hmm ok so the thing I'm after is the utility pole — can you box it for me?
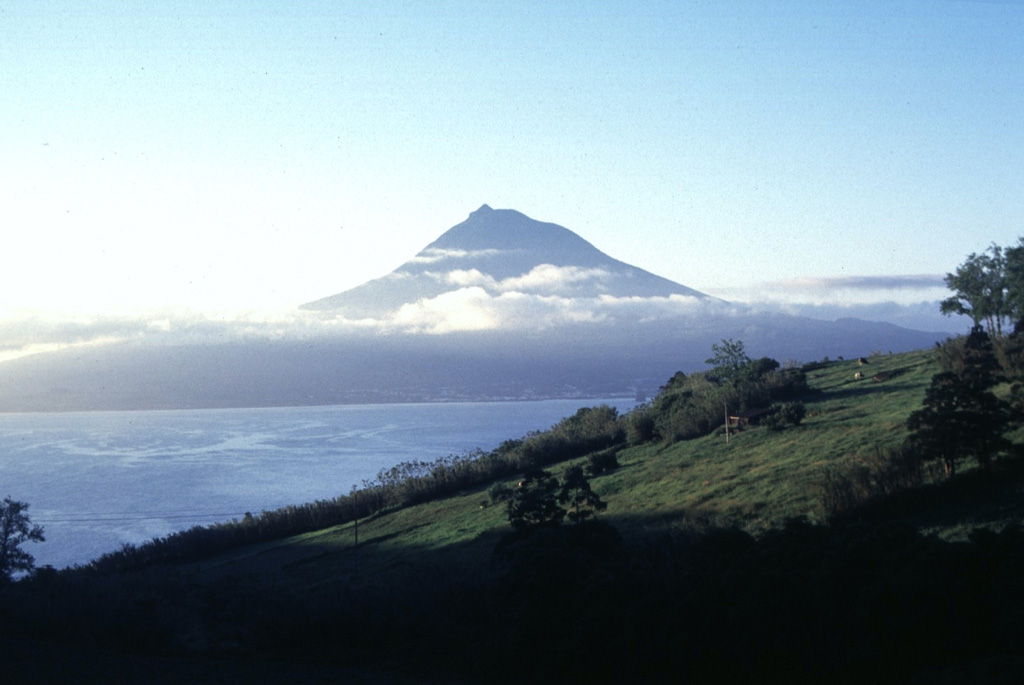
[724,401,730,444]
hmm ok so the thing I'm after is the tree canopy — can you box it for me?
[506,470,566,530]
[557,465,607,524]
[0,496,45,584]
[705,338,751,384]
[705,338,780,386]
[940,239,1024,338]
[908,327,1011,477]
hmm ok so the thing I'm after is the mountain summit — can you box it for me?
[301,205,709,316]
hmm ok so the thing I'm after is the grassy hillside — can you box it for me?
[195,350,940,588]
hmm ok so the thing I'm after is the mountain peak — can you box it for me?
[301,206,710,314]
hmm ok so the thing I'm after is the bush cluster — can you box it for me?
[649,364,808,444]
[763,400,807,432]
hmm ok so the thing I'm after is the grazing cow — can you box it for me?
[858,357,869,365]
[854,372,864,380]
[873,373,890,382]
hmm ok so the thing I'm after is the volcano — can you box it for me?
[301,204,710,317]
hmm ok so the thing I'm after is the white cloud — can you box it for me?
[423,264,614,294]
[424,268,498,289]
[500,264,612,293]
[712,273,949,307]
[391,287,500,333]
[0,276,964,364]
[407,247,506,265]
[378,288,725,334]
[596,293,710,314]
[0,307,381,362]
[771,274,946,292]
[387,288,609,334]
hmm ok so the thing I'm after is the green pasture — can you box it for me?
[195,350,951,590]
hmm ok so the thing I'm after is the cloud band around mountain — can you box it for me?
[769,274,946,293]
[0,270,964,363]
[424,264,615,294]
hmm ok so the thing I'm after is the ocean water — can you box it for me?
[0,398,635,570]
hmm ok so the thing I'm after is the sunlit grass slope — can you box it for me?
[195,350,941,588]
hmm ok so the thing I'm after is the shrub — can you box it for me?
[488,482,514,504]
[816,444,926,523]
[586,449,620,477]
[763,401,806,432]
[624,405,657,445]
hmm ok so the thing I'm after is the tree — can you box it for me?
[941,243,1011,338]
[0,496,45,584]
[908,372,976,478]
[507,470,566,530]
[706,339,780,386]
[1003,237,1024,328]
[957,324,1007,389]
[705,338,751,384]
[908,327,1011,477]
[557,465,607,524]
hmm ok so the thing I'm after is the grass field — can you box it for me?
[194,349,954,590]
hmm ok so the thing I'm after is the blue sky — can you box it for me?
[2,1,1022,346]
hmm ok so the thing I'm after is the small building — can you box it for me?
[728,407,771,428]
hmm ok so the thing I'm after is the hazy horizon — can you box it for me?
[0,203,967,364]
[3,2,1014,358]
